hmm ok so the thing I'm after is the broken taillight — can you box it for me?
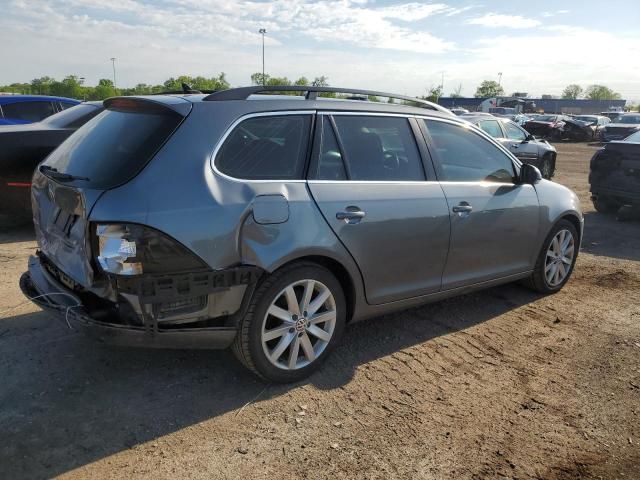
[93,223,206,276]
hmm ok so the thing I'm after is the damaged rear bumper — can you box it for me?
[20,254,262,349]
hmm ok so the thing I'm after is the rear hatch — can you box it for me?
[32,96,191,288]
[604,125,638,140]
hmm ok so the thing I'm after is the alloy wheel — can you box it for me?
[261,279,337,370]
[545,229,575,287]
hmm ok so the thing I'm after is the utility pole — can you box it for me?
[110,57,117,92]
[259,29,267,86]
[79,77,86,101]
[498,72,503,86]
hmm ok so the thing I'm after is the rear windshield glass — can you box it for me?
[42,108,182,189]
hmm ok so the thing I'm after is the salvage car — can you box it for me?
[466,115,557,178]
[0,102,103,223]
[601,113,640,142]
[572,115,611,140]
[589,129,640,213]
[0,95,80,125]
[561,115,610,142]
[20,86,582,382]
[523,114,569,139]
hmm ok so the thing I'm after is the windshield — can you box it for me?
[574,116,597,123]
[624,130,640,142]
[535,115,556,122]
[42,108,183,189]
[618,115,640,124]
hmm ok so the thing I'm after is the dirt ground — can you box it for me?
[1,142,639,480]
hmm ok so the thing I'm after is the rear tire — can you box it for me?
[524,219,578,294]
[232,262,346,383]
[592,196,620,214]
[540,157,553,179]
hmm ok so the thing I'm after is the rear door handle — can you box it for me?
[336,206,366,224]
[452,202,473,215]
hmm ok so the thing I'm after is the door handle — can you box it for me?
[511,143,520,148]
[336,206,366,224]
[452,202,473,215]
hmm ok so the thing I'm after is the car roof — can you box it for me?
[0,94,81,105]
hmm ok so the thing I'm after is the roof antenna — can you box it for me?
[182,83,202,94]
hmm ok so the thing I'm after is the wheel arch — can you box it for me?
[559,212,582,243]
[269,255,358,323]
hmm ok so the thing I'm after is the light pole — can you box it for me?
[497,72,503,86]
[110,57,117,92]
[259,29,266,86]
[79,77,86,101]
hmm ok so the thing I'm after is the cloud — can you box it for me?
[541,9,570,18]
[466,13,542,28]
[1,1,639,101]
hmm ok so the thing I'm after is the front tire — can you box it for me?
[232,262,346,383]
[540,157,553,179]
[524,219,578,294]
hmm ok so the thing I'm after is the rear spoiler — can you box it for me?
[103,96,192,117]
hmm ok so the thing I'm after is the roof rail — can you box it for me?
[202,86,451,113]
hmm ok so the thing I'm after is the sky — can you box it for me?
[1,0,639,100]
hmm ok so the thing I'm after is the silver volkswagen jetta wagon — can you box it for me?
[21,86,582,382]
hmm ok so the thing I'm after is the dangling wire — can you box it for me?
[1,292,82,330]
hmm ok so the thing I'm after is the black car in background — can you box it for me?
[601,113,640,142]
[589,130,640,213]
[0,102,103,223]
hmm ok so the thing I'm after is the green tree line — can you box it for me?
[0,73,333,100]
[0,74,231,100]
[1,74,626,103]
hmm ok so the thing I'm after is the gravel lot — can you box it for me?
[1,142,639,479]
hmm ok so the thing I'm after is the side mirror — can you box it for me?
[525,134,535,141]
[519,163,542,185]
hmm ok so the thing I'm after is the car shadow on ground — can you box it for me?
[1,283,542,479]
[581,209,640,261]
[0,222,35,245]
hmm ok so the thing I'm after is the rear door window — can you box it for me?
[331,115,425,181]
[504,122,527,141]
[2,101,56,122]
[216,115,312,180]
[42,106,183,189]
[423,119,515,183]
[59,101,77,111]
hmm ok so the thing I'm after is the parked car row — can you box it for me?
[8,86,583,382]
[452,105,640,144]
